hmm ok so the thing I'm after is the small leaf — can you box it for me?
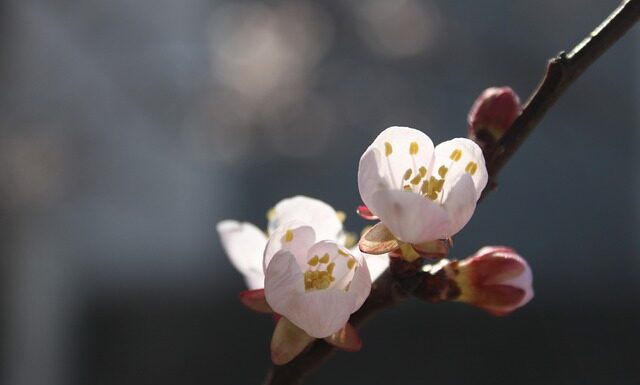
[239,289,273,313]
[356,205,378,220]
[359,222,399,255]
[412,239,450,259]
[324,323,362,352]
[271,317,315,365]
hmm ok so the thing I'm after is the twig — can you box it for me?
[482,0,639,197]
[262,1,639,383]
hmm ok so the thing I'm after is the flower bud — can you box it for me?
[468,87,522,143]
[447,246,533,316]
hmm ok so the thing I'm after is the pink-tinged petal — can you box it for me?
[433,138,488,200]
[217,220,268,290]
[264,250,305,312]
[270,317,315,365]
[358,222,400,255]
[470,285,526,316]
[368,126,435,188]
[347,252,372,311]
[357,205,378,220]
[451,246,534,315]
[239,289,273,314]
[290,289,356,338]
[263,222,316,272]
[324,323,362,352]
[358,127,435,215]
[358,147,390,213]
[268,196,344,243]
[441,173,478,238]
[370,189,450,244]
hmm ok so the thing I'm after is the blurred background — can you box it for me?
[1,0,638,384]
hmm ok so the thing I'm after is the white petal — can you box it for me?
[264,250,306,317]
[346,251,372,311]
[370,189,450,244]
[432,138,488,199]
[216,220,268,290]
[359,251,389,281]
[358,127,435,213]
[265,250,354,338]
[263,221,316,272]
[442,172,478,237]
[358,147,390,215]
[268,196,344,243]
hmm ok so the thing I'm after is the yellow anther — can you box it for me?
[450,149,462,161]
[347,258,356,269]
[465,161,478,175]
[438,165,448,178]
[421,180,430,194]
[308,255,319,266]
[427,191,438,200]
[285,229,294,242]
[338,249,349,256]
[336,211,346,223]
[385,142,393,156]
[409,141,419,155]
[410,174,423,185]
[319,253,330,264]
[327,262,336,275]
[403,168,412,180]
[304,269,334,291]
[435,179,445,192]
[403,184,412,191]
[419,166,427,177]
[266,207,275,221]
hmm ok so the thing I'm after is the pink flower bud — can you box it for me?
[446,246,533,316]
[468,87,522,141]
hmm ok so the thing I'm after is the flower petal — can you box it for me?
[347,251,372,311]
[268,196,344,243]
[239,289,273,313]
[264,250,305,312]
[265,245,368,338]
[289,289,356,338]
[370,189,450,244]
[217,220,268,290]
[270,317,315,365]
[358,127,435,214]
[441,172,478,237]
[432,138,487,200]
[263,222,316,272]
[324,323,362,352]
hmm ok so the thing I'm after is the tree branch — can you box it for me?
[482,0,639,197]
[263,1,639,383]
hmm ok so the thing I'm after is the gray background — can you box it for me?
[1,0,638,384]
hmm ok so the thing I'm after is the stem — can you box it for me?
[262,1,639,383]
[482,0,639,198]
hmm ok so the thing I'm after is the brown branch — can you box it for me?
[262,1,639,384]
[482,0,640,198]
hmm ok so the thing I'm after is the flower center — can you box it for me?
[399,147,478,202]
[304,249,356,292]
